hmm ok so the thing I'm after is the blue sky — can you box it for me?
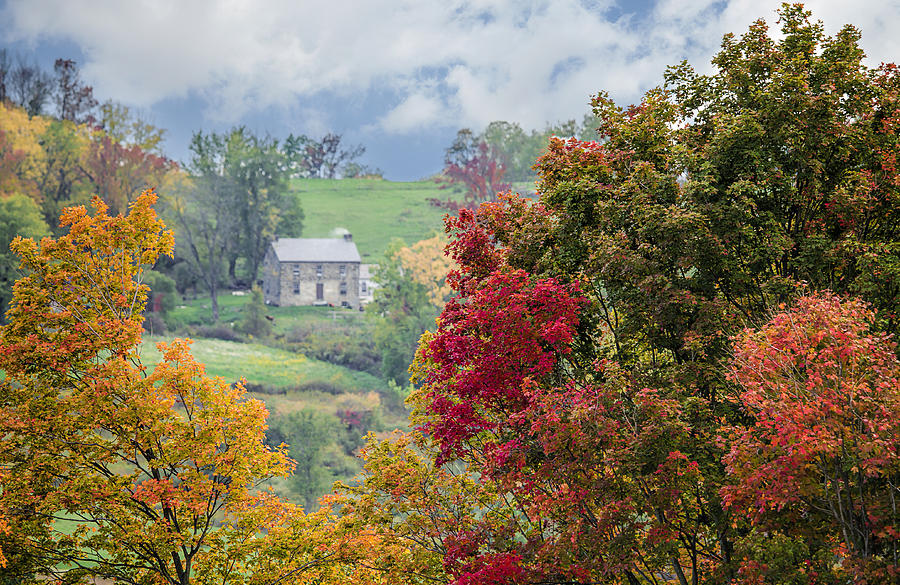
[2,0,898,180]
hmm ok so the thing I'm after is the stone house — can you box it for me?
[262,234,361,308]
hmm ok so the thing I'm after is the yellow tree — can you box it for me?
[0,191,328,585]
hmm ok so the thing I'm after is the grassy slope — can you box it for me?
[141,335,386,395]
[290,178,450,262]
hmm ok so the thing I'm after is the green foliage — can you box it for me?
[272,409,339,511]
[0,193,49,320]
[369,239,439,385]
[239,286,273,339]
[141,268,176,315]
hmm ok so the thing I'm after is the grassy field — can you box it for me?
[140,334,386,395]
[290,178,450,262]
[166,290,369,330]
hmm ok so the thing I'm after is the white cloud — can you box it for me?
[2,0,897,135]
[378,91,446,133]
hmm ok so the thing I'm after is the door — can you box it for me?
[316,283,324,301]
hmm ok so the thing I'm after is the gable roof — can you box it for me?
[271,238,361,263]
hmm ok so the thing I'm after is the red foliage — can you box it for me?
[432,141,510,211]
[723,293,900,577]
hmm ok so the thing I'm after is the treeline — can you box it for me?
[431,115,598,210]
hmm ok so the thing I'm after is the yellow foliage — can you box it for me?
[394,234,455,308]
[0,103,49,197]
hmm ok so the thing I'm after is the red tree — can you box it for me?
[723,293,900,581]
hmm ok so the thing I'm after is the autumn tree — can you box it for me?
[347,4,900,584]
[82,132,175,215]
[723,293,900,581]
[0,191,334,585]
[432,130,509,211]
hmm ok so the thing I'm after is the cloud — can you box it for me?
[378,91,447,133]
[2,0,897,135]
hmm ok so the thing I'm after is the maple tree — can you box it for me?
[0,191,330,584]
[344,5,900,584]
[723,293,900,581]
[432,131,510,211]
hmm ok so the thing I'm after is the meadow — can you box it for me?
[290,178,450,262]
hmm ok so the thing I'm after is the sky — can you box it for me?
[2,0,899,180]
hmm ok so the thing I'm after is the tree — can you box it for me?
[0,193,49,320]
[53,58,97,124]
[8,56,51,117]
[369,238,450,385]
[164,171,237,321]
[98,100,167,154]
[82,132,175,215]
[433,131,509,211]
[0,191,333,585]
[283,132,366,179]
[347,5,900,584]
[723,293,900,581]
[187,127,301,287]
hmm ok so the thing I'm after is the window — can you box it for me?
[316,264,323,278]
[361,281,367,294]
[339,264,346,278]
[293,281,300,294]
[340,282,347,295]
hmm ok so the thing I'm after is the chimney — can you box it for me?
[343,233,352,242]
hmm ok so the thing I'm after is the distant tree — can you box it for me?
[98,100,167,154]
[81,133,175,215]
[283,132,366,179]
[52,58,97,124]
[0,49,10,104]
[433,132,509,211]
[163,171,236,321]
[239,286,272,338]
[188,127,300,287]
[0,194,49,320]
[369,239,445,385]
[8,56,51,116]
[37,119,93,229]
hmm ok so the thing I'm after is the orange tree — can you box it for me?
[0,191,334,585]
[341,5,900,584]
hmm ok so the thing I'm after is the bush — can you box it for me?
[192,323,244,343]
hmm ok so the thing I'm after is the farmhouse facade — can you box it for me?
[262,235,361,308]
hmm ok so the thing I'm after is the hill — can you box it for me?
[289,178,450,262]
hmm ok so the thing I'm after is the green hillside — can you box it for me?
[290,178,449,262]
[140,334,387,395]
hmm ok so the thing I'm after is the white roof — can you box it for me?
[360,264,378,279]
[272,238,361,263]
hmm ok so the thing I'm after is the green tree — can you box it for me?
[164,171,237,321]
[0,194,49,320]
[369,239,441,385]
[239,286,272,338]
[189,127,302,286]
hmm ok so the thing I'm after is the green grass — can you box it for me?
[166,292,369,332]
[140,335,387,395]
[290,178,449,262]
